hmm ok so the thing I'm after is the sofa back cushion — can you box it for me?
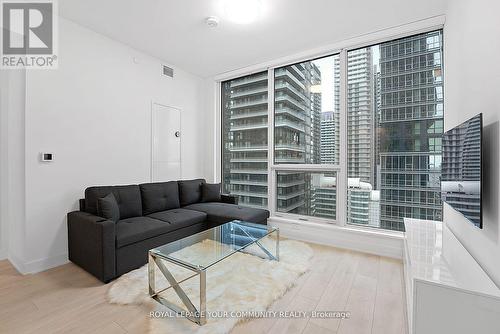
[178,179,205,206]
[97,193,120,222]
[85,185,142,219]
[139,181,180,215]
[201,183,221,202]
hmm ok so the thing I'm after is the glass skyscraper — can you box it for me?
[378,31,444,230]
[345,30,444,231]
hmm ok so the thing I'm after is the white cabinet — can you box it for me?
[403,218,500,334]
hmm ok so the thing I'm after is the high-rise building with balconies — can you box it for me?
[313,174,337,219]
[222,63,322,214]
[320,111,336,164]
[275,63,322,215]
[316,110,339,220]
[344,47,378,227]
[347,178,380,227]
[347,48,376,185]
[222,71,269,209]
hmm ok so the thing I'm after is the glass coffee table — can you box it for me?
[148,220,279,325]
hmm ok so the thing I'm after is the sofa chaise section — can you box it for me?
[183,202,269,225]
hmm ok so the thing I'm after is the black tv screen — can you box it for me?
[441,113,482,228]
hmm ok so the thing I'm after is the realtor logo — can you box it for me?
[1,0,58,68]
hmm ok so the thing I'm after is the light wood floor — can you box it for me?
[0,243,407,334]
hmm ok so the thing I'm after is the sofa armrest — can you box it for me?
[67,211,116,283]
[221,194,239,205]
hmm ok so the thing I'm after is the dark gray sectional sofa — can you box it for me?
[67,179,269,283]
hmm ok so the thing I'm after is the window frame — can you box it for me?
[269,55,343,224]
[218,19,444,234]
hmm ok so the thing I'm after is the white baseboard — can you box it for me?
[23,253,69,274]
[7,251,26,274]
[7,252,68,274]
[269,217,404,259]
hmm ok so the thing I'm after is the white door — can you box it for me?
[151,103,181,182]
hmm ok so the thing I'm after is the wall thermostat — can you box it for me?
[41,153,54,162]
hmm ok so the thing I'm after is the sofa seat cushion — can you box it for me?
[183,203,269,224]
[147,209,207,229]
[116,217,173,248]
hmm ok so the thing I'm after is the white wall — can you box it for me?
[0,71,8,260]
[444,0,500,287]
[201,78,219,183]
[8,18,207,273]
[0,69,27,267]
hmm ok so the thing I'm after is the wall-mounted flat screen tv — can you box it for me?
[441,113,482,228]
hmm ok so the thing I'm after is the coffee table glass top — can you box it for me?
[150,220,277,270]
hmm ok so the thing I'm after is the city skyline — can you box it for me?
[221,30,444,231]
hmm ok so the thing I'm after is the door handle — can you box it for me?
[175,131,181,137]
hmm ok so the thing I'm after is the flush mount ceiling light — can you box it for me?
[206,16,220,28]
[224,0,263,24]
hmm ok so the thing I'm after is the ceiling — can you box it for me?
[59,0,448,77]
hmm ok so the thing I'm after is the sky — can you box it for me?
[311,56,335,112]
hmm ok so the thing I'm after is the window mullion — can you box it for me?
[338,49,348,227]
[267,68,275,215]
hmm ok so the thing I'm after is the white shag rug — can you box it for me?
[108,238,313,334]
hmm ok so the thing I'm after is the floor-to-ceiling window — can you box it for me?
[346,30,444,231]
[220,29,444,232]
